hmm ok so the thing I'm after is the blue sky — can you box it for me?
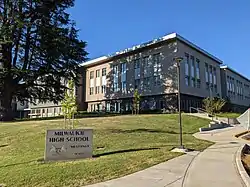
[68,0,250,78]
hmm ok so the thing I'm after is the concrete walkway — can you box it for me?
[86,126,248,187]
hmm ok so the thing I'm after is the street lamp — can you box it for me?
[173,57,184,150]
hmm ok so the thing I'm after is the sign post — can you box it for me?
[45,129,93,161]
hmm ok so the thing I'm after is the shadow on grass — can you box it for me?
[0,158,44,169]
[108,128,193,134]
[93,147,160,158]
[0,144,8,148]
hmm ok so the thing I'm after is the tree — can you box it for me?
[213,97,226,115]
[132,89,141,115]
[203,97,214,115]
[203,97,226,117]
[0,1,87,121]
[61,79,77,129]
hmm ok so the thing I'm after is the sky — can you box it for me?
[68,0,250,78]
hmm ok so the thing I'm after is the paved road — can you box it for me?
[85,126,248,187]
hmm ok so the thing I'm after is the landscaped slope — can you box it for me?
[0,114,212,187]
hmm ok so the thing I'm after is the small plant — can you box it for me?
[132,89,141,115]
[61,79,77,129]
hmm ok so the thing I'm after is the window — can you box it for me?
[190,56,195,78]
[206,82,209,90]
[102,68,106,76]
[90,71,94,79]
[154,75,160,86]
[185,77,189,86]
[185,53,189,76]
[191,78,195,87]
[232,78,235,93]
[197,79,201,88]
[196,59,200,80]
[153,53,161,85]
[134,59,140,69]
[113,83,118,92]
[106,103,110,112]
[135,79,140,89]
[113,65,119,92]
[153,53,161,75]
[143,77,150,89]
[96,70,100,78]
[90,87,94,95]
[121,63,126,73]
[214,85,217,93]
[143,56,151,76]
[205,63,209,83]
[209,65,213,84]
[184,53,189,86]
[121,63,126,92]
[95,86,100,94]
[122,82,126,92]
[101,85,106,94]
[134,59,140,80]
[113,65,118,74]
[213,67,217,86]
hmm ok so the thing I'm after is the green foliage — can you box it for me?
[61,79,77,128]
[0,0,87,121]
[133,89,141,115]
[203,97,226,116]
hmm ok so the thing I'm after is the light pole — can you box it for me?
[174,57,184,149]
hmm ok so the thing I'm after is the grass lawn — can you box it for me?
[0,114,213,187]
[216,112,241,118]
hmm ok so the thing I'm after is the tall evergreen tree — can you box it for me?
[0,0,87,121]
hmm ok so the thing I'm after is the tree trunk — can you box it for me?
[0,93,14,121]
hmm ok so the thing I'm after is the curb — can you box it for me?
[236,144,250,187]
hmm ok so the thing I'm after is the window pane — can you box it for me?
[90,71,94,79]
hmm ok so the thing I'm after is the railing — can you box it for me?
[189,107,207,114]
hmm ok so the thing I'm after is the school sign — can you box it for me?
[45,129,93,161]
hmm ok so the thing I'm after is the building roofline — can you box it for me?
[220,65,250,82]
[80,32,223,67]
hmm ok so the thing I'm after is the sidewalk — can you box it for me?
[85,126,248,187]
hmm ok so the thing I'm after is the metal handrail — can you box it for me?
[189,107,207,114]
